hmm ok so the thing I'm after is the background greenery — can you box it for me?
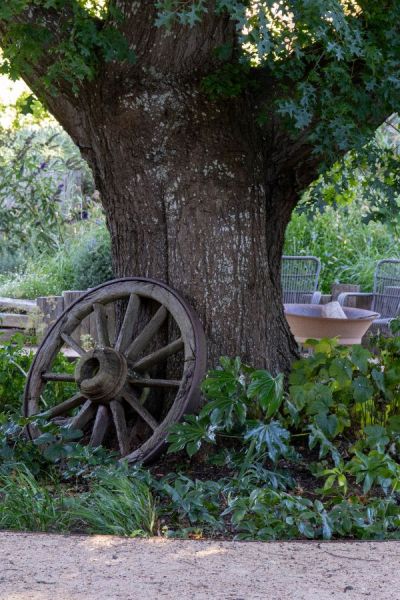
[0,90,113,298]
[2,84,400,299]
[284,119,400,293]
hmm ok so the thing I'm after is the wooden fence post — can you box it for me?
[36,296,64,342]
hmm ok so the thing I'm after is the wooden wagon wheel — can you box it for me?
[24,278,207,464]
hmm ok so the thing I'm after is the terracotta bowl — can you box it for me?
[284,304,380,345]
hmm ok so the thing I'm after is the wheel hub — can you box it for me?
[74,347,127,404]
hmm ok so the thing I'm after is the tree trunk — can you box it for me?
[67,81,312,375]
[0,6,321,374]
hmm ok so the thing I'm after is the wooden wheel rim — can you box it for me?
[23,278,207,464]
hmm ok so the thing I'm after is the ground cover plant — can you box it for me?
[0,329,399,540]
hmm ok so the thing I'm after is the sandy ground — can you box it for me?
[0,533,399,600]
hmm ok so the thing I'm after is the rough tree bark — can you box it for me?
[0,4,320,374]
[55,79,319,374]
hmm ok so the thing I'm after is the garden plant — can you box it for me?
[0,329,399,540]
[1,1,400,544]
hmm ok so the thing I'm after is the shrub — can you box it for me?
[0,220,112,299]
[0,251,75,299]
[0,335,33,415]
[0,124,92,256]
[70,225,113,290]
[284,203,399,293]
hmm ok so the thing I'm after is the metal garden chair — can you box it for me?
[281,256,322,304]
[338,259,400,335]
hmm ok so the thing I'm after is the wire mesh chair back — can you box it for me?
[372,259,400,318]
[281,256,321,304]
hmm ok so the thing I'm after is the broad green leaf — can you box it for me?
[352,376,373,403]
[248,371,284,419]
[350,346,371,375]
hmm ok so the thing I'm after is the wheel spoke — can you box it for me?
[69,400,96,431]
[114,293,141,353]
[41,393,84,419]
[89,405,110,447]
[122,388,158,431]
[126,305,168,361]
[61,333,85,356]
[133,337,184,371]
[127,377,181,388]
[93,302,111,348]
[110,400,130,456]
[42,372,75,383]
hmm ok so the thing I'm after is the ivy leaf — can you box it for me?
[371,368,387,396]
[200,395,247,429]
[387,415,400,435]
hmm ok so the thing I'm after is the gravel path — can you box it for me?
[0,533,399,599]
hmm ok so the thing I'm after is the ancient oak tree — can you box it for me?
[1,1,399,372]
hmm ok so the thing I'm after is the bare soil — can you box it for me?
[0,532,399,600]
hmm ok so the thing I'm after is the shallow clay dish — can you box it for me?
[284,304,380,345]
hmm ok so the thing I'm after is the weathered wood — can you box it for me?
[127,377,181,388]
[63,291,87,345]
[43,393,84,418]
[105,302,116,346]
[36,295,64,340]
[89,405,110,447]
[133,337,184,371]
[0,313,33,329]
[69,400,96,431]
[93,302,110,347]
[42,372,75,383]
[110,400,130,456]
[122,388,158,431]
[61,332,85,356]
[126,305,168,361]
[115,293,140,352]
[319,294,332,306]
[331,284,360,307]
[0,297,37,312]
[24,278,207,465]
